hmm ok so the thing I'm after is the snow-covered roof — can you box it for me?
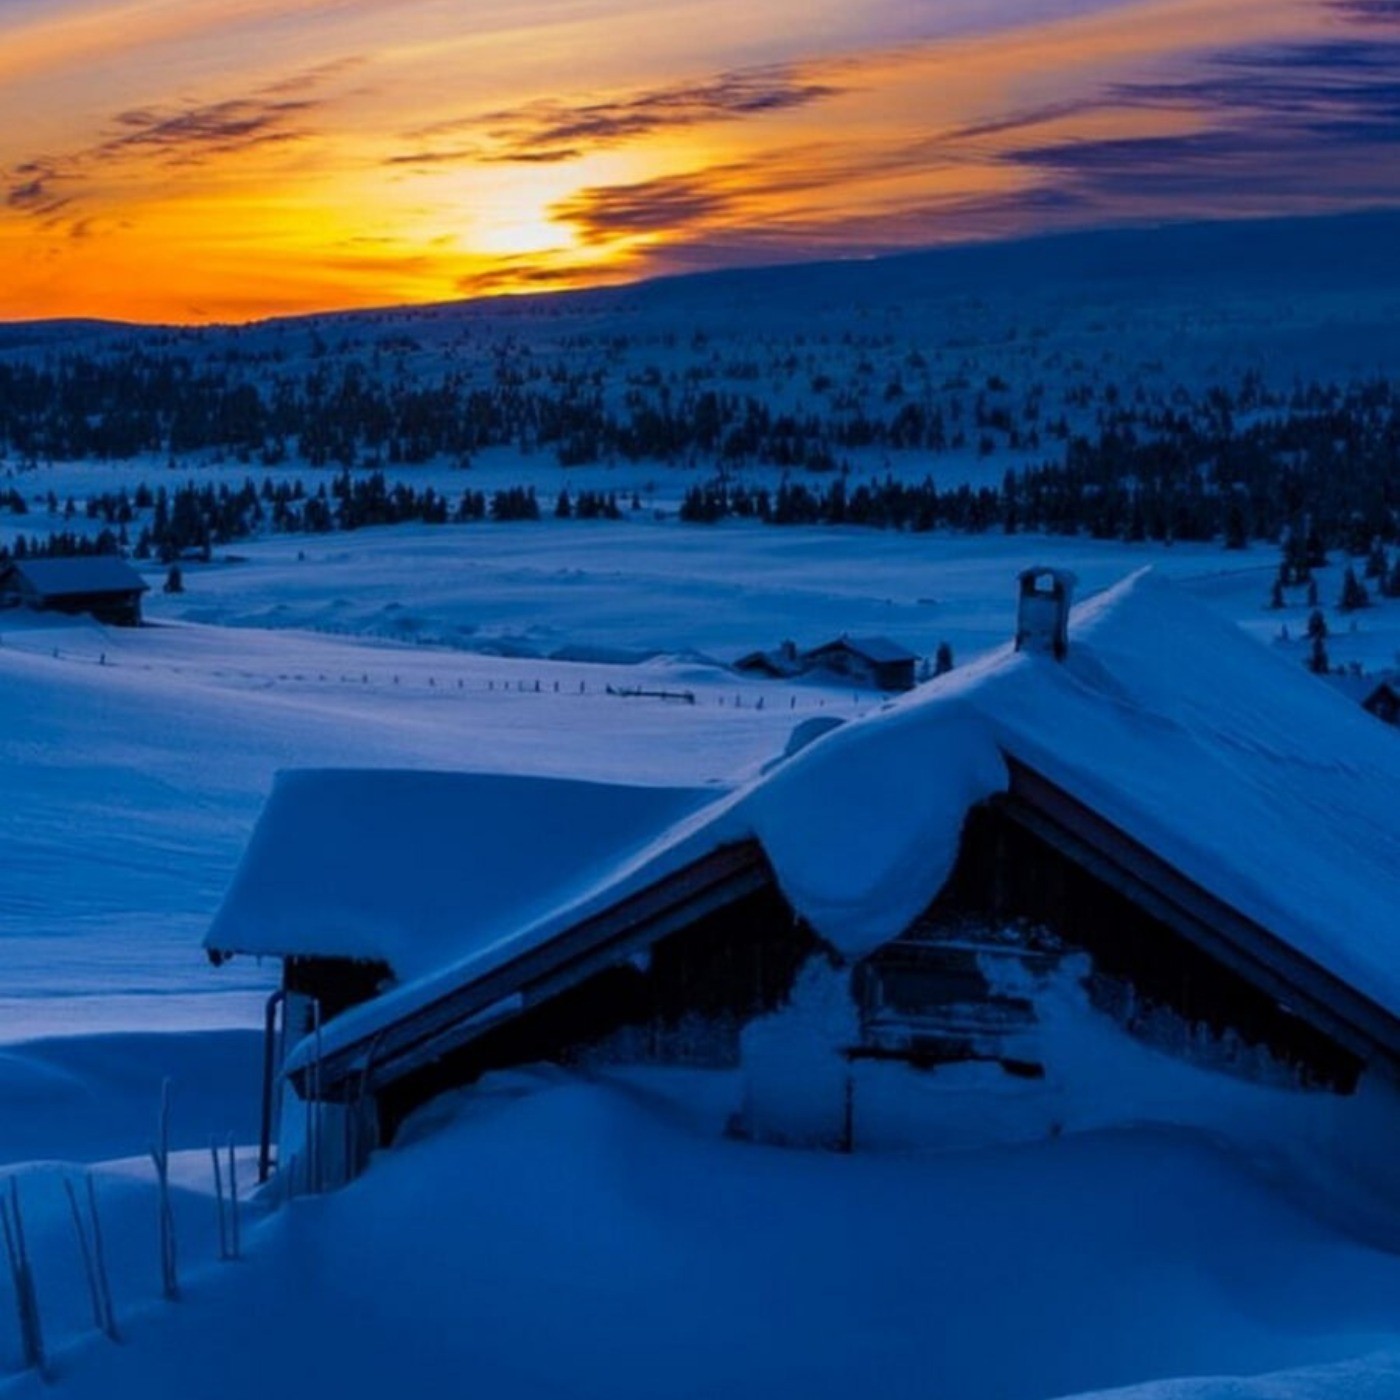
[734,648,803,677]
[4,555,149,598]
[806,634,917,664]
[977,572,1400,1015]
[206,771,721,979]
[215,568,1400,1077]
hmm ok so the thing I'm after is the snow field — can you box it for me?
[3,513,1400,1396]
[9,1063,1400,1400]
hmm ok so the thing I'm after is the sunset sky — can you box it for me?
[2,0,1398,323]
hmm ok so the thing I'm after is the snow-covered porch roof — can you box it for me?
[205,772,723,982]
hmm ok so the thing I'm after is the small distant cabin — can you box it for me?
[801,636,918,692]
[0,556,150,626]
[1322,669,1400,728]
[734,635,919,692]
[1364,680,1400,728]
[734,641,803,680]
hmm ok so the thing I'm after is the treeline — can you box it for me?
[1015,386,1400,550]
[0,473,548,564]
[680,476,996,530]
[2,344,1398,558]
[0,339,1168,470]
[0,339,1343,479]
[679,382,1400,553]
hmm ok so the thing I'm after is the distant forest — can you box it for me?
[1,342,1398,565]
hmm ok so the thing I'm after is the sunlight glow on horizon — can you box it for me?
[1,0,1395,323]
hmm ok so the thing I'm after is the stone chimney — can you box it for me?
[1015,567,1076,660]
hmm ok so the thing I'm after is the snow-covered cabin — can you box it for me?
[733,640,804,680]
[1321,669,1400,727]
[207,569,1400,1186]
[1366,679,1400,727]
[734,635,917,689]
[0,555,149,626]
[801,635,918,691]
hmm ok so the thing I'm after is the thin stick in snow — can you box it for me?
[86,1174,119,1341]
[210,1138,228,1262]
[306,998,324,1195]
[227,1136,241,1261]
[64,1176,105,1335]
[2,1178,47,1375]
[301,1077,311,1203]
[150,1079,180,1301]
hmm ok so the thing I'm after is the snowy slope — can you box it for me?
[3,559,1400,1400]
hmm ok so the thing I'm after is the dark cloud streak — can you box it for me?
[1014,38,1400,204]
[101,97,318,164]
[551,173,739,244]
[3,60,355,221]
[1330,1,1400,24]
[390,65,842,170]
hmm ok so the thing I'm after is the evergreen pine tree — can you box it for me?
[1386,557,1400,600]
[1224,500,1247,550]
[1338,565,1370,612]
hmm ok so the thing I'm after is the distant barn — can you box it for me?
[733,640,803,680]
[735,635,919,691]
[801,635,918,692]
[0,556,150,626]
